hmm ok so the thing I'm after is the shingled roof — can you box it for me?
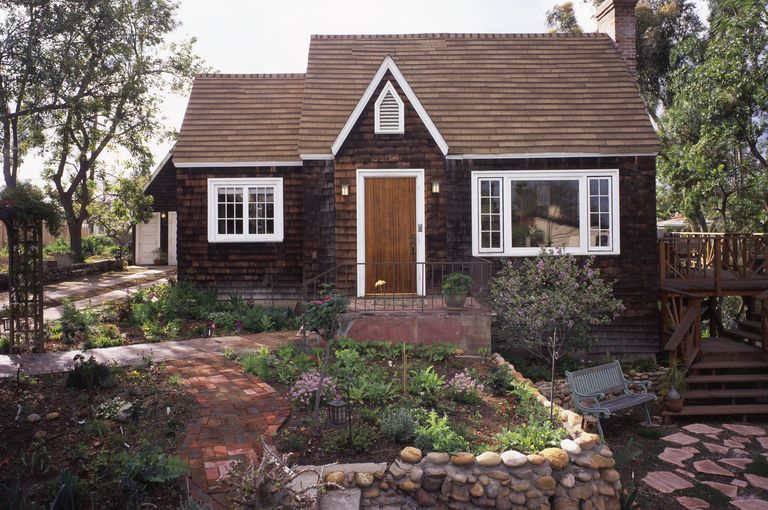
[174,74,305,165]
[175,33,660,165]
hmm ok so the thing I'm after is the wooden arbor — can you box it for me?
[0,209,44,353]
[659,233,768,420]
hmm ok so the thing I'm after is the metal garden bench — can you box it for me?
[565,360,657,441]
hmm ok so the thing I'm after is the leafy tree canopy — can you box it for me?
[547,2,584,33]
[0,181,62,234]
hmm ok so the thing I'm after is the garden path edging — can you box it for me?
[300,353,622,510]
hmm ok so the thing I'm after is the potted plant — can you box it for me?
[152,248,167,266]
[442,272,472,309]
[660,357,686,412]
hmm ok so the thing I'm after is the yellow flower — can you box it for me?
[375,280,386,288]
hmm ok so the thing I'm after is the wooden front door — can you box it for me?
[364,177,417,294]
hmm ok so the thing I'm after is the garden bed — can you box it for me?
[0,356,197,508]
[227,339,567,466]
[37,279,299,353]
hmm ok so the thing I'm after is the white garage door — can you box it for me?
[168,211,177,266]
[136,212,161,265]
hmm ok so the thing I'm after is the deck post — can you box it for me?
[714,239,722,297]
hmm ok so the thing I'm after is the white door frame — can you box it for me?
[168,211,177,266]
[356,169,426,297]
[135,212,161,265]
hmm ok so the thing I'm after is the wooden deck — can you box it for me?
[662,275,768,296]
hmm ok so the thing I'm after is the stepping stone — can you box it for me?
[662,432,700,446]
[746,474,768,491]
[659,447,697,468]
[724,424,765,436]
[693,459,735,477]
[676,497,709,509]
[641,471,693,493]
[757,437,768,450]
[318,488,362,510]
[720,458,752,470]
[683,423,723,435]
[731,436,752,444]
[734,448,750,456]
[675,469,696,478]
[702,481,738,498]
[703,442,729,455]
[705,434,720,441]
[725,439,747,449]
[732,500,768,510]
[732,479,749,488]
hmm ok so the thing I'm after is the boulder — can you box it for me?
[400,446,423,464]
[450,452,476,466]
[540,448,570,470]
[501,450,528,467]
[326,471,346,485]
[116,403,133,423]
[476,451,502,467]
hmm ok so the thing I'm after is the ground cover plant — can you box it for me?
[0,356,198,508]
[42,279,298,351]
[230,338,567,465]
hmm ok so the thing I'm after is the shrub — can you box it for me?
[302,284,348,336]
[44,238,71,255]
[348,369,397,406]
[414,411,469,453]
[0,336,8,354]
[409,366,445,404]
[416,343,457,363]
[66,355,116,390]
[95,397,129,420]
[59,300,97,344]
[240,348,272,381]
[115,447,189,505]
[142,320,180,343]
[288,369,338,407]
[85,324,124,349]
[442,272,472,294]
[486,365,516,395]
[327,423,379,453]
[81,235,118,258]
[380,407,417,443]
[493,422,567,454]
[447,369,484,404]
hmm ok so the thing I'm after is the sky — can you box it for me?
[19,0,710,184]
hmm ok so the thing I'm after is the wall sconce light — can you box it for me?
[341,184,350,197]
[431,181,441,194]
[161,212,167,219]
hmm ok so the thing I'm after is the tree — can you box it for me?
[490,250,623,419]
[658,0,768,231]
[88,167,154,252]
[547,2,584,33]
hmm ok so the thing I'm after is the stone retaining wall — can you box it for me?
[0,259,124,291]
[317,353,622,509]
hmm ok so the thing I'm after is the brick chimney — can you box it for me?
[596,0,638,76]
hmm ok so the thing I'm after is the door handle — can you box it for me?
[410,235,416,256]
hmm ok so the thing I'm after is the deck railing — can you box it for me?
[659,233,768,294]
[759,288,768,354]
[302,260,494,312]
[662,293,702,370]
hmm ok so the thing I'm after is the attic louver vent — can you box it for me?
[374,81,404,134]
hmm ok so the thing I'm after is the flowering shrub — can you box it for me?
[447,369,485,404]
[302,284,348,337]
[288,369,338,407]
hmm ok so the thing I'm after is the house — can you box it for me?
[139,0,661,353]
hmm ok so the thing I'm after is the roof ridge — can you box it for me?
[310,33,608,40]
[195,73,306,79]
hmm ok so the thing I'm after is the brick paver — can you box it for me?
[167,356,292,509]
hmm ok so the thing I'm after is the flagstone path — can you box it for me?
[642,421,768,509]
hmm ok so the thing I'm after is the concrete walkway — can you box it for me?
[0,331,296,376]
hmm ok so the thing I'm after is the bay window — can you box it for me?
[207,178,284,243]
[471,170,619,256]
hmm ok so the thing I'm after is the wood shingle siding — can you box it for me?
[144,158,177,212]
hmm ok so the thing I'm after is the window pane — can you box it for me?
[478,178,502,250]
[588,177,611,249]
[510,180,579,248]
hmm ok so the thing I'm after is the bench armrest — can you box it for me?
[624,379,652,393]
[570,388,606,401]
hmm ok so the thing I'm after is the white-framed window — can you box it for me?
[207,178,284,243]
[471,169,619,256]
[374,81,404,134]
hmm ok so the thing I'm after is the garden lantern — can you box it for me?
[327,398,348,426]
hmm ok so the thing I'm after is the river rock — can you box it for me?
[116,403,133,423]
[527,454,546,465]
[399,479,420,492]
[561,439,582,455]
[540,448,569,470]
[355,472,374,488]
[326,471,345,484]
[416,489,437,507]
[426,452,450,464]
[400,446,422,464]
[534,476,557,491]
[601,469,620,482]
[451,452,475,466]
[45,412,60,421]
[27,413,41,423]
[470,482,484,497]
[476,451,502,467]
[501,450,528,467]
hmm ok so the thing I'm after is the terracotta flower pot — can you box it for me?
[443,292,467,310]
[664,398,684,413]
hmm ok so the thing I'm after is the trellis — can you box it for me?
[0,210,44,353]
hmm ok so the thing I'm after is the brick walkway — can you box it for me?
[167,357,292,509]
[0,331,295,377]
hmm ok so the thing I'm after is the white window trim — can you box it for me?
[374,81,405,134]
[470,169,620,257]
[207,177,284,243]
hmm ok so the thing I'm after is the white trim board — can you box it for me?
[356,169,426,298]
[332,55,449,156]
[446,152,658,160]
[175,161,303,168]
[143,149,174,192]
[300,154,334,161]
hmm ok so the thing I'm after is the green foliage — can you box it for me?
[302,284,348,336]
[47,469,83,510]
[442,272,472,294]
[546,2,582,34]
[84,324,124,349]
[490,250,624,362]
[44,238,71,255]
[22,439,52,474]
[493,422,567,454]
[59,300,97,345]
[240,345,315,385]
[637,427,664,440]
[414,411,469,453]
[115,447,189,505]
[379,407,418,443]
[66,355,116,390]
[0,183,62,234]
[326,423,379,453]
[278,429,306,452]
[511,380,550,424]
[348,369,397,406]
[415,343,457,363]
[660,357,687,395]
[95,397,129,420]
[89,176,154,246]
[485,365,516,395]
[0,336,8,354]
[409,366,446,404]
[746,458,768,477]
